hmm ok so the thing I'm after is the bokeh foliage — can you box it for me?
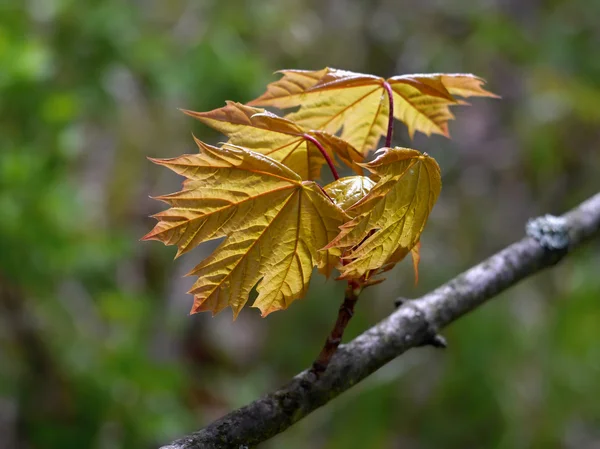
[0,0,599,448]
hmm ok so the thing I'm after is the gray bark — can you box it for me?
[161,192,600,449]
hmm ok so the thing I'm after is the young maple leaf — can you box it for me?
[324,147,441,280]
[182,102,364,180]
[324,174,422,284]
[248,68,498,155]
[323,176,376,213]
[143,139,349,317]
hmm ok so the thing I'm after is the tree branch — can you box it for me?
[161,192,600,449]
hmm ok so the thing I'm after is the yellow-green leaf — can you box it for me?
[324,147,441,280]
[324,176,375,214]
[249,68,497,154]
[143,140,348,317]
[182,101,363,180]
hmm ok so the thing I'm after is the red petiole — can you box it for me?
[303,133,339,180]
[382,81,394,148]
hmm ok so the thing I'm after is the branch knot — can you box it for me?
[394,297,447,349]
[526,214,570,250]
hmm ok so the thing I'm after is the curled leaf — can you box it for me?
[143,140,349,317]
[183,101,363,180]
[324,176,375,214]
[324,147,441,280]
[249,68,497,154]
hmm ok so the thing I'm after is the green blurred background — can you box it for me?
[1,0,599,448]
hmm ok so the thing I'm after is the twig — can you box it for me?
[159,191,600,449]
[311,281,361,376]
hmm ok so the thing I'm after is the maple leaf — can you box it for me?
[248,68,498,154]
[182,101,364,180]
[324,176,375,213]
[324,147,441,280]
[143,139,348,317]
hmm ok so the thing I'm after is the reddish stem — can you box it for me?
[303,133,339,180]
[311,280,361,376]
[309,86,391,375]
[311,231,381,375]
[382,81,394,148]
[317,184,335,203]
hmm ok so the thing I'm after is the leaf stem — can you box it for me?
[316,184,335,203]
[309,82,393,375]
[382,81,394,147]
[303,133,339,180]
[311,280,361,376]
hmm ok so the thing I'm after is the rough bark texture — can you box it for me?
[161,192,600,449]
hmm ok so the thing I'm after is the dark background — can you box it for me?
[1,0,599,448]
